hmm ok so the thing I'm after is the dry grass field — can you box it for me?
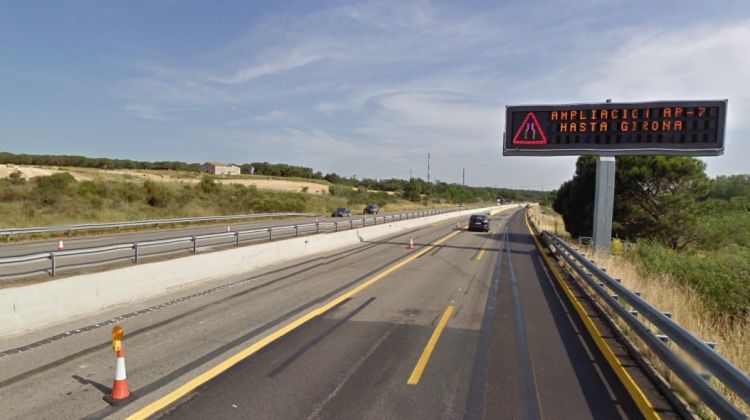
[0,164,91,181]
[1,164,331,194]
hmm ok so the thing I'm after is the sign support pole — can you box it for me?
[592,156,615,255]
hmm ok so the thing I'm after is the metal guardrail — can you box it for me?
[0,212,315,237]
[541,231,750,419]
[0,208,461,279]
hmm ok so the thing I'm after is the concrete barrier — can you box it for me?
[0,205,517,337]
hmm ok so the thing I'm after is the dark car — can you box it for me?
[468,214,490,232]
[363,204,379,215]
[331,207,351,217]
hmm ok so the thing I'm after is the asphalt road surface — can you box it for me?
[0,208,677,419]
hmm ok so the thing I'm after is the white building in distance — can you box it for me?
[200,162,241,176]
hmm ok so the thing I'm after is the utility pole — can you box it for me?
[462,168,465,186]
[427,152,431,184]
[410,169,412,180]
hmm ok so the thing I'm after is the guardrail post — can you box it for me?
[268,228,272,241]
[50,252,56,276]
[294,225,299,237]
[191,236,197,253]
[350,220,353,229]
[134,243,139,263]
[335,221,338,232]
[316,222,320,233]
[235,231,240,246]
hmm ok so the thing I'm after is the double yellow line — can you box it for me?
[128,229,462,419]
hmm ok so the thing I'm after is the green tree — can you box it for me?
[552,156,596,237]
[403,178,422,202]
[199,176,218,194]
[708,174,750,200]
[553,156,709,249]
[616,156,708,249]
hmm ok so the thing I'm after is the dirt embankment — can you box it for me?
[1,165,329,194]
[0,164,91,181]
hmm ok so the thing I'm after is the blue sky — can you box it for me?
[1,1,749,189]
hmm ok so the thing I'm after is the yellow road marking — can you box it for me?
[474,249,485,261]
[128,229,462,420]
[524,215,660,420]
[407,305,454,385]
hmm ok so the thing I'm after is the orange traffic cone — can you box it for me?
[406,236,415,249]
[105,343,131,405]
[57,237,64,251]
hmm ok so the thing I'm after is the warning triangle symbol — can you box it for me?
[512,112,548,145]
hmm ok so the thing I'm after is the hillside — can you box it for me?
[0,167,449,228]
[0,151,551,204]
[0,164,331,194]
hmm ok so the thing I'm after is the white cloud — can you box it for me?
[125,103,170,121]
[216,49,323,84]
[582,19,750,129]
[315,101,343,114]
[375,91,502,135]
[252,110,287,122]
[339,0,435,32]
[120,77,237,107]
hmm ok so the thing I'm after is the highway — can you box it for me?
[0,209,444,280]
[0,208,678,419]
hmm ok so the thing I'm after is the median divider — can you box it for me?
[0,205,517,337]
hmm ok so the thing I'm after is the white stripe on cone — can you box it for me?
[115,355,127,380]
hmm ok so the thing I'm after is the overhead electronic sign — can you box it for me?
[503,100,727,156]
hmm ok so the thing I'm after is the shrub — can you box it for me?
[144,180,171,207]
[637,241,750,318]
[34,172,76,205]
[199,176,218,194]
[8,170,25,185]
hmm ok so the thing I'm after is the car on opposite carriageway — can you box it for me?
[363,204,379,215]
[331,207,352,217]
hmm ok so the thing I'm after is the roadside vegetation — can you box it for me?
[0,169,521,229]
[553,156,750,319]
[0,173,305,227]
[0,152,549,229]
[1,151,549,206]
[0,172,455,227]
[545,157,750,416]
